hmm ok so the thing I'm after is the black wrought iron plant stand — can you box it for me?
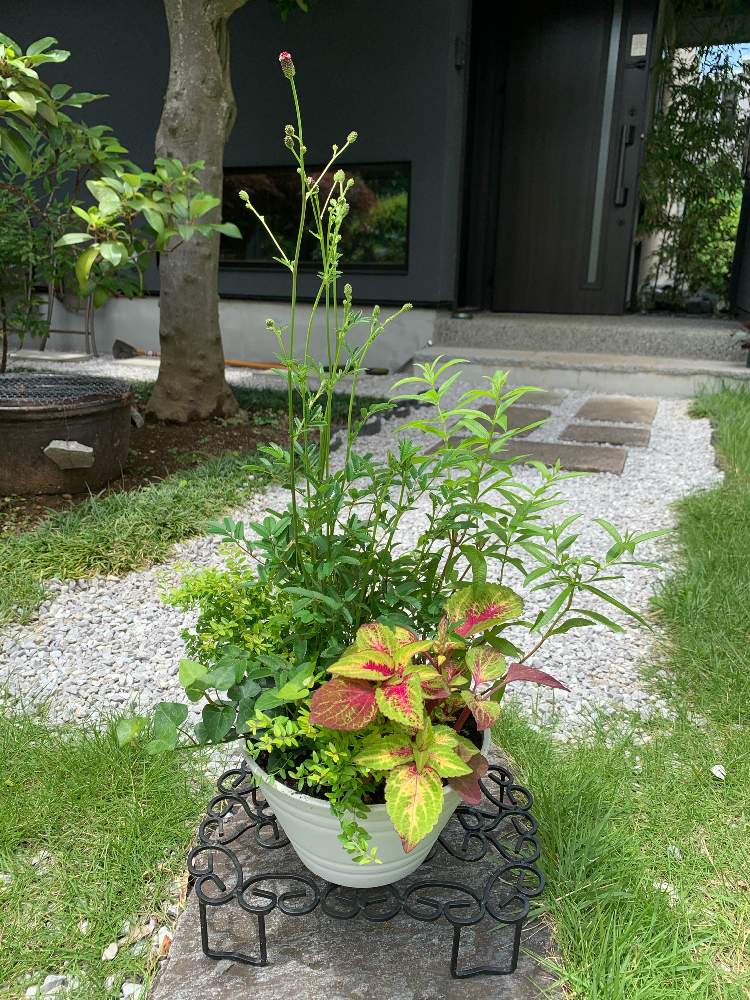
[187,762,543,980]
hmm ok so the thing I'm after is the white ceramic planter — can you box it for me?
[245,730,491,888]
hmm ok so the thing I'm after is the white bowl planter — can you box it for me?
[245,729,491,889]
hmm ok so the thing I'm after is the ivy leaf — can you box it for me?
[354,737,415,770]
[114,716,147,747]
[446,584,524,638]
[147,701,188,753]
[309,677,378,731]
[466,646,506,685]
[201,703,235,742]
[460,691,502,730]
[376,675,424,728]
[385,763,444,853]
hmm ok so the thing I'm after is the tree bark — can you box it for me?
[147,0,248,423]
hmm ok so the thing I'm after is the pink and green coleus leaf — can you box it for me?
[448,752,489,806]
[375,674,424,728]
[354,736,414,770]
[327,648,395,681]
[354,622,398,654]
[428,744,472,778]
[501,661,569,691]
[460,690,502,730]
[446,584,524,638]
[385,762,444,853]
[466,646,507,686]
[308,677,378,731]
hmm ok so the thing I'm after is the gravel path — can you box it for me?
[0,356,721,735]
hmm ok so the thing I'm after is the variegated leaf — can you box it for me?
[448,753,489,805]
[354,737,414,770]
[328,649,395,680]
[308,677,378,730]
[385,762,444,853]
[446,584,524,638]
[430,724,462,749]
[460,690,502,730]
[355,622,395,654]
[394,639,434,666]
[428,745,472,778]
[502,661,569,691]
[466,646,506,685]
[376,674,424,728]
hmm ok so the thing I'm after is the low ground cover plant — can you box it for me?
[120,53,661,862]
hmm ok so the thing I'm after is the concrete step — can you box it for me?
[435,311,747,362]
[415,345,750,398]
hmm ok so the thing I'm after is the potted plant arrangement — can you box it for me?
[120,52,659,888]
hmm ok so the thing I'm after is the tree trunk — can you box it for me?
[147,0,248,423]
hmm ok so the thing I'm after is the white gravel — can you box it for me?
[0,355,722,736]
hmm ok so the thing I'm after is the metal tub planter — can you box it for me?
[0,373,132,495]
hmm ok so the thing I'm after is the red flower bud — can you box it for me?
[278,51,295,79]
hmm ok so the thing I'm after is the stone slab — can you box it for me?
[480,403,552,436]
[561,422,651,447]
[154,787,558,1000]
[502,440,627,474]
[574,396,657,424]
[520,389,567,407]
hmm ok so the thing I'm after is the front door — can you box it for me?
[467,0,657,314]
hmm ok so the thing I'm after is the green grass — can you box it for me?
[0,381,389,627]
[0,706,210,999]
[496,384,750,998]
[0,451,258,626]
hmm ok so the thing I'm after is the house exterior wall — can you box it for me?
[5,0,468,367]
[5,0,470,307]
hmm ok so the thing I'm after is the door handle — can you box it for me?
[614,123,635,207]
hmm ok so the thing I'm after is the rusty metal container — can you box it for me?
[0,373,133,495]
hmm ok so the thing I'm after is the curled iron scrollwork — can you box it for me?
[191,758,544,980]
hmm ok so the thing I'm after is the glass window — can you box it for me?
[220,162,410,269]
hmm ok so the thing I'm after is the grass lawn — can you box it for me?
[0,451,259,626]
[0,707,211,1000]
[497,385,750,998]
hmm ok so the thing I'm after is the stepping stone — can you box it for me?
[575,396,657,424]
[427,405,551,454]
[502,440,627,475]
[517,389,567,407]
[480,403,552,436]
[562,423,651,447]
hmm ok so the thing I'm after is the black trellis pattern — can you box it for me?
[187,762,543,979]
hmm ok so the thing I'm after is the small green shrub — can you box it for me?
[165,556,293,667]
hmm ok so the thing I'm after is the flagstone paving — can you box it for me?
[561,422,651,447]
[575,395,658,424]
[500,440,628,474]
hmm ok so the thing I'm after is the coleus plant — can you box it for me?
[308,584,567,853]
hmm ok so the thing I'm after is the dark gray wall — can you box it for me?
[4,0,469,305]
